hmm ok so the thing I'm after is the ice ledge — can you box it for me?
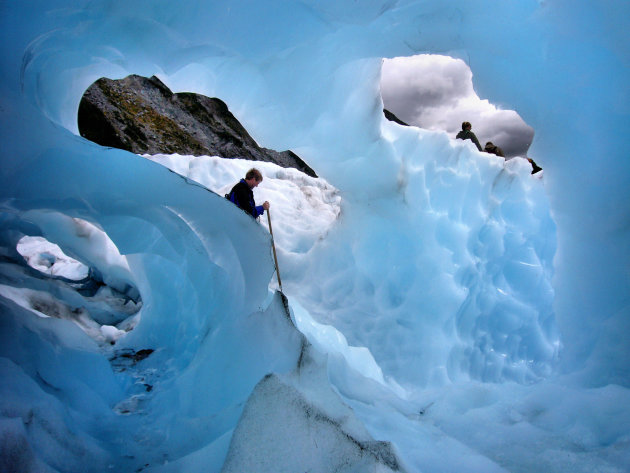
[220,312,406,473]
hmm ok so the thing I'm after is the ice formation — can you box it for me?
[0,1,629,472]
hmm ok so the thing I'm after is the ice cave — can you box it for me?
[0,1,628,472]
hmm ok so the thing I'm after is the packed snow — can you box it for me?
[1,1,629,472]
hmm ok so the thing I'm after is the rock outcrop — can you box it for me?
[383,109,409,126]
[78,75,316,177]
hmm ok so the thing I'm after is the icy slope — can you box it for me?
[0,0,629,472]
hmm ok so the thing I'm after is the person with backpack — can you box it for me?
[456,121,482,151]
[226,168,270,218]
[484,141,505,157]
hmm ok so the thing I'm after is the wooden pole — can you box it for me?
[266,209,283,293]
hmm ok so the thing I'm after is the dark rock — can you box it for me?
[110,348,155,370]
[383,108,409,126]
[78,75,317,177]
[131,349,154,362]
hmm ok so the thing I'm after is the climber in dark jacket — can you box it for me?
[226,168,270,219]
[484,141,505,157]
[527,158,542,174]
[456,121,482,151]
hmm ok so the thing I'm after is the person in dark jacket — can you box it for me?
[226,168,270,218]
[527,158,542,174]
[456,121,482,151]
[484,141,505,157]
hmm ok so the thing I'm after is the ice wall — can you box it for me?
[1,0,629,471]
[126,0,628,385]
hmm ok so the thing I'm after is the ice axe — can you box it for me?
[266,209,283,293]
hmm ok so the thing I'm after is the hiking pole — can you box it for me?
[266,209,283,293]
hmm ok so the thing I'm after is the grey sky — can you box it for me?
[380,55,534,158]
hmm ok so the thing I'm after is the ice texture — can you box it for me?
[0,1,629,472]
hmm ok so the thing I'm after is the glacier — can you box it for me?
[1,1,629,472]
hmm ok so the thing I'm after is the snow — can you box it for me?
[16,236,89,281]
[144,154,341,255]
[1,1,629,472]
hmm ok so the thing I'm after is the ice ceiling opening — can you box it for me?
[380,54,537,163]
[0,213,142,345]
[75,74,318,178]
